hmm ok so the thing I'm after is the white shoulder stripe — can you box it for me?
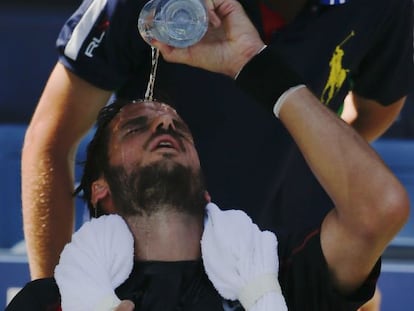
[64,0,108,61]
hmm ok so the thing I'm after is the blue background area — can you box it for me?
[0,2,413,310]
[0,6,73,123]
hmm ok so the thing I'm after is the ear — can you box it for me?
[204,191,211,203]
[91,179,116,214]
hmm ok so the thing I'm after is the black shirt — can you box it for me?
[6,227,380,311]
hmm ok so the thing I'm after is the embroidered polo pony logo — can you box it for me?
[321,31,355,106]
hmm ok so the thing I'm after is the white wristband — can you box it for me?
[273,84,306,118]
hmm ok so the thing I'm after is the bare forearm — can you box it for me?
[279,88,391,214]
[233,48,398,214]
[22,140,76,279]
[279,87,409,291]
[21,63,111,279]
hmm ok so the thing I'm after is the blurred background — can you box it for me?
[0,0,413,309]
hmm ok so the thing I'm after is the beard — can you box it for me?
[104,160,207,218]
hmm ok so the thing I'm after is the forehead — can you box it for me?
[111,101,181,126]
[121,101,178,118]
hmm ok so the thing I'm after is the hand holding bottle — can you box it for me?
[152,0,265,78]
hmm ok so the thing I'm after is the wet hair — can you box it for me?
[75,99,137,217]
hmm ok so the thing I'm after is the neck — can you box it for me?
[260,0,308,22]
[124,209,203,261]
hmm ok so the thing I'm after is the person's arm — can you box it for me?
[233,46,409,294]
[22,62,112,279]
[153,0,409,296]
[278,87,409,294]
[341,92,406,142]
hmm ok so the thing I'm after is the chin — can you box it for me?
[151,156,184,171]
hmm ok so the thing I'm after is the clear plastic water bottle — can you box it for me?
[138,0,208,48]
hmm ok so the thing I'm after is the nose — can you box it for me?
[150,114,176,133]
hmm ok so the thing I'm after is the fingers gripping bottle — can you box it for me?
[138,0,209,48]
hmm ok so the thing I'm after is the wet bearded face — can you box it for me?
[104,160,207,218]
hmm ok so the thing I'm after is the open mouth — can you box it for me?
[156,141,174,149]
[150,135,181,151]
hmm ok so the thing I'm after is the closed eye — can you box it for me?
[121,116,149,137]
[125,126,147,136]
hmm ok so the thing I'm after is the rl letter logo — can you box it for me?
[85,32,105,58]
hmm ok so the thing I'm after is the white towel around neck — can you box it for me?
[54,203,287,311]
[54,214,134,311]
